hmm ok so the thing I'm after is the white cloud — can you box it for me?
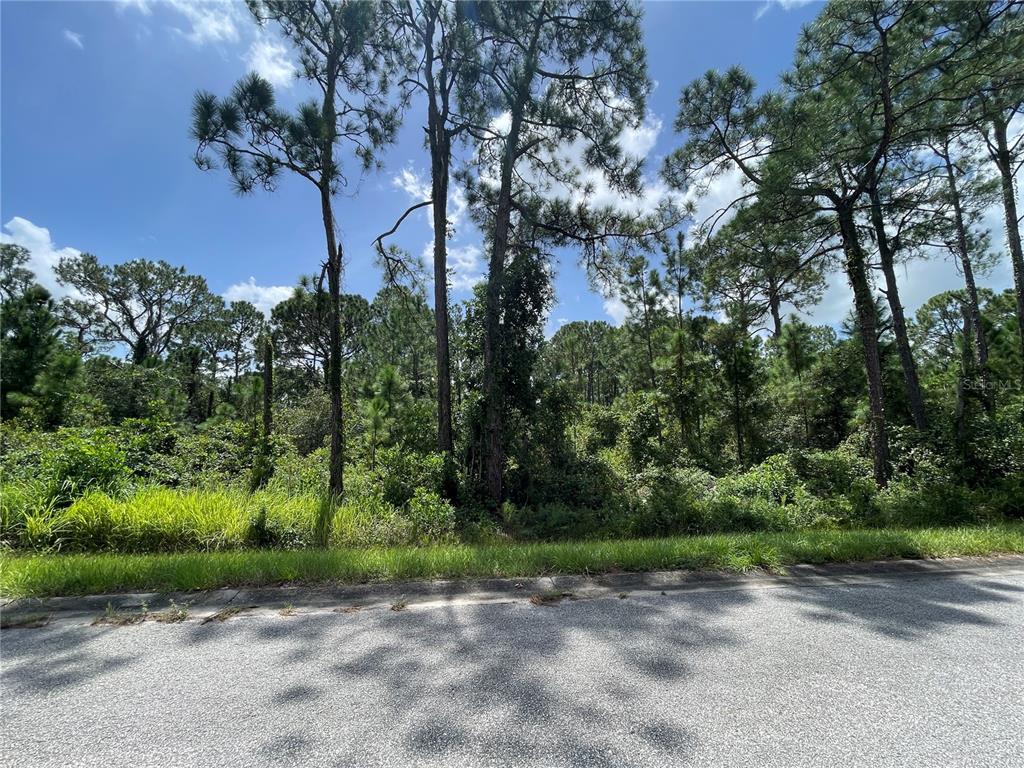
[393,167,471,233]
[603,294,628,326]
[169,0,241,45]
[115,0,152,15]
[1,217,81,297]
[447,244,484,291]
[244,35,296,87]
[391,166,479,293]
[393,167,431,202]
[802,254,1015,331]
[523,111,684,220]
[120,0,241,46]
[618,114,661,160]
[682,163,751,238]
[755,0,818,21]
[223,277,292,317]
[62,29,84,49]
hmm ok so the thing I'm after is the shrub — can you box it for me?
[331,491,411,548]
[786,445,873,496]
[41,430,129,505]
[62,488,244,551]
[1,481,64,549]
[518,451,622,510]
[404,488,457,545]
[0,487,320,553]
[166,422,256,488]
[277,391,331,455]
[614,392,664,471]
[117,418,183,484]
[0,424,50,484]
[267,446,330,496]
[348,447,445,507]
[717,454,802,505]
[873,479,1009,528]
[785,445,877,524]
[703,457,845,533]
[963,398,1024,482]
[628,466,713,537]
[502,501,611,541]
[246,500,309,549]
[578,404,620,453]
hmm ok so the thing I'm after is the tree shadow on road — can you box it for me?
[774,569,1020,641]
[2,566,1021,766]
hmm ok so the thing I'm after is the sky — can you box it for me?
[2,0,1019,337]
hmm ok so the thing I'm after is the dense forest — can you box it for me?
[2,0,1022,554]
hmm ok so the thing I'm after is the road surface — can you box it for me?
[3,561,1023,767]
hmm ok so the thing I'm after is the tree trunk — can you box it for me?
[942,147,993,411]
[732,372,744,467]
[675,337,688,446]
[991,115,1024,359]
[869,186,927,431]
[955,302,973,449]
[769,293,783,339]
[838,205,890,486]
[321,187,345,500]
[640,286,663,444]
[319,58,344,501]
[430,135,454,457]
[481,97,530,506]
[262,334,273,441]
[643,308,657,392]
[131,337,148,365]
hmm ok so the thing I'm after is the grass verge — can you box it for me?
[2,524,1023,598]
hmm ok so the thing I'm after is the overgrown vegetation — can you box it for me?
[1,1,1022,583]
[3,525,1023,598]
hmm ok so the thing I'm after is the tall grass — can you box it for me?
[1,486,321,552]
[0,484,449,553]
[2,524,1022,598]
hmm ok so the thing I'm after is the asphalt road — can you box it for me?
[3,564,1023,768]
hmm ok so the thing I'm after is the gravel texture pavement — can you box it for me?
[3,558,1022,767]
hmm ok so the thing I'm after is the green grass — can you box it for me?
[0,485,437,552]
[2,523,1023,598]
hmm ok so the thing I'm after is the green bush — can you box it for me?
[503,501,613,540]
[717,455,802,505]
[331,491,412,548]
[41,430,129,505]
[404,488,457,545]
[348,447,445,507]
[165,422,256,488]
[518,452,622,510]
[578,404,621,453]
[0,480,63,549]
[614,392,665,471]
[247,501,309,549]
[873,479,1008,528]
[786,445,873,496]
[116,418,183,484]
[0,487,319,553]
[267,446,330,496]
[628,466,713,537]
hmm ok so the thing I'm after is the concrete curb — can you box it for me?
[4,554,1024,629]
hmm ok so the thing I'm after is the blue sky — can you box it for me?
[2,0,1017,335]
